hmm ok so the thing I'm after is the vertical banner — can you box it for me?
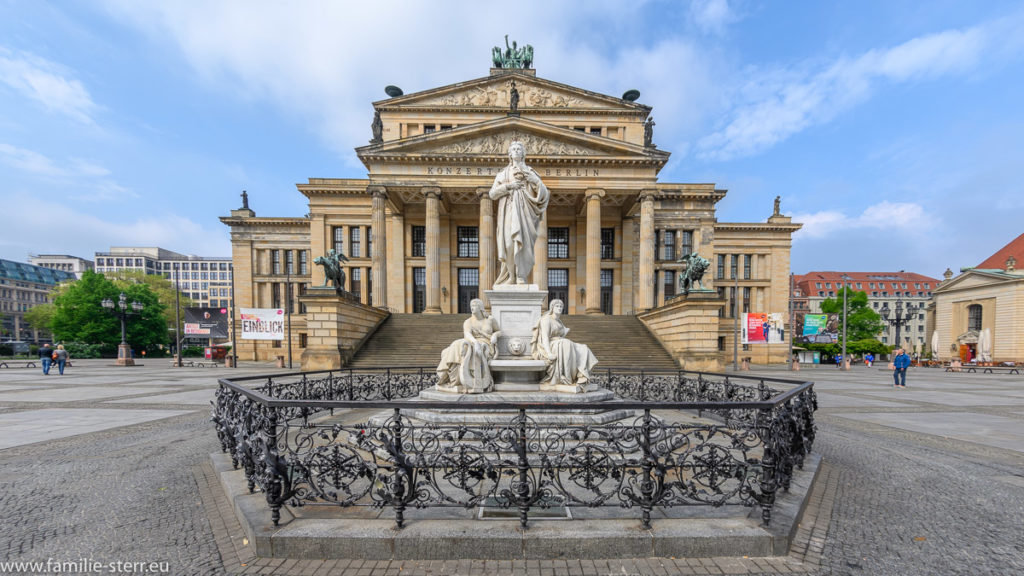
[239,308,285,340]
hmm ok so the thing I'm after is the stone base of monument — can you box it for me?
[210,450,822,560]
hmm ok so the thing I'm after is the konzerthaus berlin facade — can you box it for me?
[222,63,801,364]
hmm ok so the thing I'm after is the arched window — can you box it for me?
[967,304,982,331]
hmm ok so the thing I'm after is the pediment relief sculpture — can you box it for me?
[421,82,590,109]
[433,132,600,156]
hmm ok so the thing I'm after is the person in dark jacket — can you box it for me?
[38,343,53,375]
[892,348,911,388]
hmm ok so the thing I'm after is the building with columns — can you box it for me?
[222,64,800,364]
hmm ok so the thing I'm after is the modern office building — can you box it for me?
[93,247,234,309]
[27,254,94,279]
[222,53,801,364]
[0,259,76,342]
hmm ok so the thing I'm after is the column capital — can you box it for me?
[585,188,606,201]
[368,185,388,199]
[422,186,441,199]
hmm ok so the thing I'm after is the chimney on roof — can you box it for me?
[1007,255,1017,272]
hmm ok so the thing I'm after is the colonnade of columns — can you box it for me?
[363,186,662,314]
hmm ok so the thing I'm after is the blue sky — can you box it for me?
[2,1,1023,279]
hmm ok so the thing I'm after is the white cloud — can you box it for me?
[696,13,1024,161]
[0,46,98,124]
[97,1,722,167]
[793,201,930,240]
[689,0,738,36]
[0,142,134,201]
[0,197,228,260]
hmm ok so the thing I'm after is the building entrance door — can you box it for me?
[457,268,479,314]
[548,268,569,312]
[412,267,425,313]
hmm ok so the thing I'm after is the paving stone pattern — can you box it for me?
[0,360,1023,574]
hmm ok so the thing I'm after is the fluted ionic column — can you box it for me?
[533,210,548,293]
[585,189,604,314]
[638,192,656,312]
[424,188,442,314]
[369,186,388,309]
[477,188,495,300]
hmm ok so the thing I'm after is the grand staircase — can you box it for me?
[346,314,679,370]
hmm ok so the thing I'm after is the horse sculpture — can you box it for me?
[678,252,710,295]
[313,249,349,295]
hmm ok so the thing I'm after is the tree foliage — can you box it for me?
[23,303,56,333]
[50,270,169,353]
[820,287,884,341]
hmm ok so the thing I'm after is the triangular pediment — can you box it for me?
[934,269,1023,293]
[375,73,648,113]
[357,116,667,163]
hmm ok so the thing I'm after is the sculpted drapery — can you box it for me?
[530,299,598,392]
[436,299,502,394]
[489,141,549,286]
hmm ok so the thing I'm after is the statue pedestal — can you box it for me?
[300,288,388,371]
[485,285,546,359]
[640,289,724,372]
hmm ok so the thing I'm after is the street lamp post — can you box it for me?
[102,292,144,366]
[841,274,851,370]
[880,296,916,357]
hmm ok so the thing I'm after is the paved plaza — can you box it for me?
[0,360,1022,575]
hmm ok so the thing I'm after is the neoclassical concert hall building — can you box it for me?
[222,62,800,364]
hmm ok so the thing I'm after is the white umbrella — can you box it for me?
[931,330,940,359]
[978,328,992,363]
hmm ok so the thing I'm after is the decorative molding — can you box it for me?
[434,131,601,156]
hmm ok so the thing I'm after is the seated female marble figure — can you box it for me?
[530,299,598,392]
[436,299,502,394]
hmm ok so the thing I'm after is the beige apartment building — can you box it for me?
[222,64,800,364]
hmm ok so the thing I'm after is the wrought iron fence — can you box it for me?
[212,367,816,530]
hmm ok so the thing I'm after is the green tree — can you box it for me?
[23,303,56,333]
[820,287,884,342]
[103,269,193,343]
[50,270,169,353]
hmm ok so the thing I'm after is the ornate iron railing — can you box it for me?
[212,368,816,530]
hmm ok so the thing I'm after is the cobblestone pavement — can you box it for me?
[0,360,1022,575]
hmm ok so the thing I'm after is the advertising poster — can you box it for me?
[240,308,285,340]
[742,313,786,344]
[184,307,229,338]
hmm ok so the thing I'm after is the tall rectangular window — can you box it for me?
[717,254,725,279]
[350,228,361,258]
[333,227,345,254]
[730,255,738,279]
[411,226,426,257]
[272,250,281,275]
[658,230,675,261]
[457,226,479,258]
[548,227,569,259]
[680,230,693,257]
[351,268,361,295]
[743,254,752,279]
[600,228,614,259]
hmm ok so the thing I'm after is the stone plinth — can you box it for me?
[299,288,389,371]
[639,289,723,372]
[485,285,546,359]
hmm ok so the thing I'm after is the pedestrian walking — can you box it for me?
[54,344,68,375]
[38,342,53,375]
[892,348,910,388]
